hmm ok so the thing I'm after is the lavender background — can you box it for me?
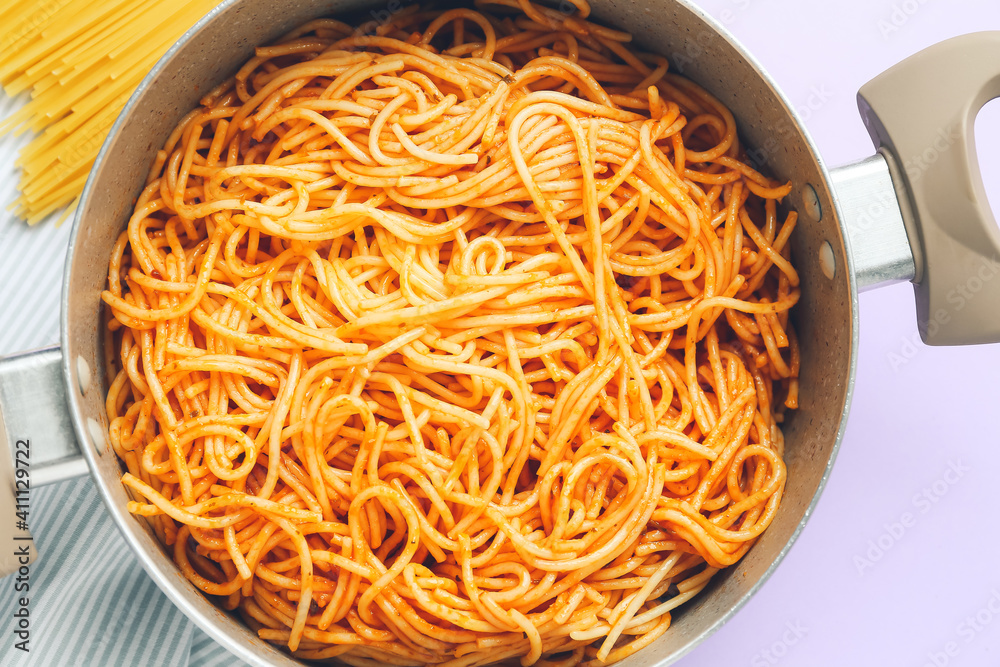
[679,1,1000,666]
[0,1,999,665]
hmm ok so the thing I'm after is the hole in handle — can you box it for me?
[974,97,1000,230]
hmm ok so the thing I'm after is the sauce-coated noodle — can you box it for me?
[103,1,799,664]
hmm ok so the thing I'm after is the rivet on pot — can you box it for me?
[803,184,822,221]
[87,417,108,456]
[819,241,836,280]
[76,355,91,395]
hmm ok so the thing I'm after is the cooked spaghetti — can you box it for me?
[102,1,799,664]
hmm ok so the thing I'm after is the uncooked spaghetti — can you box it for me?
[102,1,799,664]
[0,0,223,224]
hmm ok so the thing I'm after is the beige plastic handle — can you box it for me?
[858,32,1000,346]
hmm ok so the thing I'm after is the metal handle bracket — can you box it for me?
[0,347,88,485]
[0,347,87,578]
[830,153,916,292]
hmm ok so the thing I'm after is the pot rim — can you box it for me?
[59,1,860,664]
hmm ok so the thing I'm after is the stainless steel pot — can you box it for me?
[0,1,997,665]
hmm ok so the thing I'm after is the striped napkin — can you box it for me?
[0,92,249,667]
[0,477,247,667]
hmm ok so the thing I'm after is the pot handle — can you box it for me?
[0,346,89,577]
[858,31,1000,346]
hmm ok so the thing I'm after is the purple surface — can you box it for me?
[679,1,1000,666]
[1,1,998,664]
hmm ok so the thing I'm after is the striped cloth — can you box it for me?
[0,478,248,667]
[0,92,249,666]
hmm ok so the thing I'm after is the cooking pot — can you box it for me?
[1,1,998,665]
